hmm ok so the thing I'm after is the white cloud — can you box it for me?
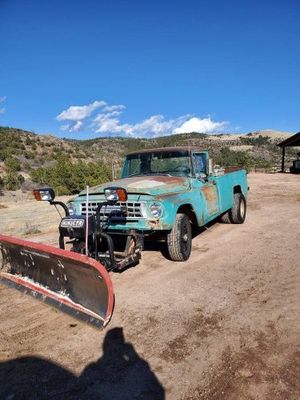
[92,113,184,137]
[93,113,226,137]
[56,99,228,137]
[174,116,228,134]
[70,121,83,132]
[56,100,106,121]
[0,96,6,114]
[60,121,84,132]
[103,104,125,113]
[119,114,191,137]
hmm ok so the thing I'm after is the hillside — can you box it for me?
[0,126,297,194]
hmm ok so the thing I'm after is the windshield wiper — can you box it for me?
[143,172,172,176]
[126,173,143,177]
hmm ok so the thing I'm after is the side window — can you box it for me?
[193,153,207,175]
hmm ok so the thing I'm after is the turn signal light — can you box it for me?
[104,187,128,203]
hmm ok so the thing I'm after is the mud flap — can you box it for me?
[0,234,114,329]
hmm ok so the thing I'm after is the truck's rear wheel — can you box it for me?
[230,193,246,223]
[220,211,231,224]
[167,213,192,261]
[220,193,247,224]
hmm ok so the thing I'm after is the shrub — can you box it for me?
[4,157,21,172]
[31,156,112,194]
[23,222,41,236]
[215,148,255,171]
[0,148,12,161]
[3,173,25,190]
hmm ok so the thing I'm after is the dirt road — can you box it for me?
[0,173,299,399]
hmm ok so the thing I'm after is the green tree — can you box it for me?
[216,148,255,171]
[31,156,112,194]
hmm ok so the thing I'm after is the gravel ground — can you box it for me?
[0,173,299,400]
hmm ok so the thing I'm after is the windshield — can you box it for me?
[122,150,191,178]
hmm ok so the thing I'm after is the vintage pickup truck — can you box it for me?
[66,146,249,264]
[0,147,248,328]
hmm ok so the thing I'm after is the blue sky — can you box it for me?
[0,0,299,138]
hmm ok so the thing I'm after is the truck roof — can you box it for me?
[127,147,207,156]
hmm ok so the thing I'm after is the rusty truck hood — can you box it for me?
[81,175,189,196]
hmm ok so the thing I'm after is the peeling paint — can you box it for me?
[201,185,219,215]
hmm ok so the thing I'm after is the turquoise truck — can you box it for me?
[63,147,248,266]
[0,147,248,328]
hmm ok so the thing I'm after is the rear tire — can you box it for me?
[230,193,246,224]
[220,193,247,224]
[220,211,231,224]
[167,213,192,261]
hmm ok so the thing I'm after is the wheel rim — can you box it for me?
[240,199,245,218]
[181,221,191,256]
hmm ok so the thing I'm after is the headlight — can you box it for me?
[150,203,163,218]
[67,201,75,216]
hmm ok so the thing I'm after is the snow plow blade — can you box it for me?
[0,234,114,329]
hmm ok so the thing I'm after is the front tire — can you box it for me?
[167,213,192,261]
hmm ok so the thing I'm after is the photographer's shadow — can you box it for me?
[0,327,165,400]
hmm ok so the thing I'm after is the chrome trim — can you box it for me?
[81,201,146,219]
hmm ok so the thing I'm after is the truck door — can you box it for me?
[201,181,219,215]
[193,153,219,217]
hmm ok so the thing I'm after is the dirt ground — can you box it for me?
[0,173,299,400]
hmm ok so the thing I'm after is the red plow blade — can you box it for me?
[0,234,114,329]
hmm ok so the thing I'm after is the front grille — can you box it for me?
[81,201,144,219]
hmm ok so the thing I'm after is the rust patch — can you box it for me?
[201,185,218,214]
[201,185,217,202]
[146,219,171,230]
[148,219,160,228]
[156,190,187,200]
[127,146,204,156]
[224,166,243,173]
[146,175,187,184]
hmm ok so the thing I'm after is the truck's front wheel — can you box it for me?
[167,213,192,261]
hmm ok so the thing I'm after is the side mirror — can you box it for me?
[196,172,208,182]
[33,188,56,202]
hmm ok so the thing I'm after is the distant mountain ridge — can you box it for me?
[0,126,297,192]
[246,129,292,139]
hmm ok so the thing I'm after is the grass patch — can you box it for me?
[23,222,41,236]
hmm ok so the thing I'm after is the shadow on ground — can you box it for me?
[143,219,220,260]
[0,327,165,400]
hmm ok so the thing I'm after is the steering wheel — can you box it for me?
[173,166,190,173]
